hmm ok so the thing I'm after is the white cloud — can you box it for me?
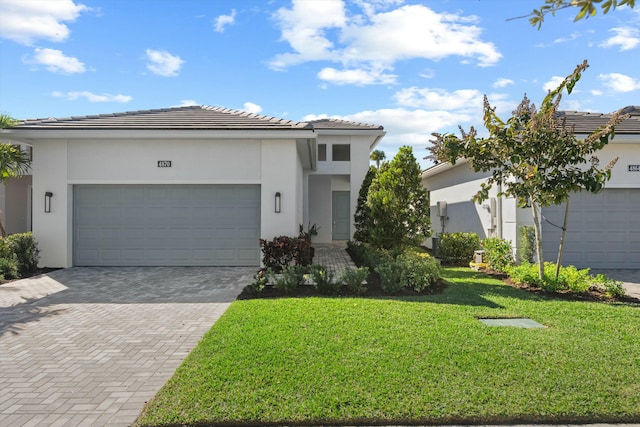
[27,48,85,74]
[590,89,603,96]
[145,49,184,77]
[214,9,236,33]
[173,100,199,107]
[543,76,565,92]
[0,0,88,45]
[598,73,640,92]
[243,102,263,113]
[269,1,501,84]
[553,32,580,44]
[270,0,347,70]
[52,91,132,103]
[317,66,396,85]
[493,78,514,88]
[395,87,483,111]
[599,27,640,51]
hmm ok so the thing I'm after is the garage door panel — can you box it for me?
[542,189,639,269]
[74,184,260,266]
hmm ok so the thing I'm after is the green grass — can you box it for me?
[136,268,640,426]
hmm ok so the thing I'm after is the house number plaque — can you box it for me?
[628,165,640,172]
[157,160,172,167]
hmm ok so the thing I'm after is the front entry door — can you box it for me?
[332,191,350,240]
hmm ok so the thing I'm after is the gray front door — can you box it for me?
[332,191,350,240]
[73,184,260,266]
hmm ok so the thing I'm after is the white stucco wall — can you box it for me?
[67,139,261,182]
[31,140,71,267]
[260,139,300,240]
[308,175,332,243]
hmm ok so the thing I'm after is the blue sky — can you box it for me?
[0,0,638,168]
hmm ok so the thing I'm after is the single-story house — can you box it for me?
[1,106,385,268]
[422,106,640,269]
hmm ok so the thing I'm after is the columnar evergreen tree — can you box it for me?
[428,61,627,280]
[367,146,430,250]
[353,166,377,243]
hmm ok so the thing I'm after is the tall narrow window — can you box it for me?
[332,144,350,161]
[318,144,327,161]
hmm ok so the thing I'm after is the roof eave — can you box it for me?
[421,158,469,179]
[0,128,317,140]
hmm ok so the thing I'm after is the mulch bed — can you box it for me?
[236,274,448,300]
[482,269,640,304]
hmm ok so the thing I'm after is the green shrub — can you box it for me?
[0,257,19,280]
[592,274,626,298]
[0,237,14,260]
[246,269,270,295]
[397,251,441,292]
[309,265,340,296]
[375,260,405,294]
[437,232,480,265]
[518,226,535,264]
[273,265,307,294]
[482,237,514,272]
[507,262,610,295]
[340,267,369,295]
[7,232,39,276]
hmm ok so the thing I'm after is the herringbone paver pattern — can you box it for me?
[0,267,253,427]
[313,242,357,276]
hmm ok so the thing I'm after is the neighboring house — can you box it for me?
[0,143,32,235]
[0,106,384,268]
[422,106,640,269]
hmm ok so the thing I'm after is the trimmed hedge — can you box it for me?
[437,232,480,265]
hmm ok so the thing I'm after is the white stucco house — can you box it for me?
[422,106,640,269]
[0,106,385,268]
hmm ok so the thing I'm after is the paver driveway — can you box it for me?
[0,266,253,427]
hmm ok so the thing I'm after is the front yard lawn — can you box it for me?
[136,267,640,426]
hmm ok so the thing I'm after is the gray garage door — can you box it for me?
[74,184,260,266]
[542,189,640,269]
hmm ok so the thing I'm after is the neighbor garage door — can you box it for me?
[74,184,260,266]
[542,189,640,269]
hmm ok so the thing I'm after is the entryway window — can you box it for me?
[332,144,350,161]
[318,144,327,161]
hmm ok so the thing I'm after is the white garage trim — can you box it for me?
[73,184,260,266]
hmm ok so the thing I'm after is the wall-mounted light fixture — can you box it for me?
[275,192,281,213]
[44,191,53,213]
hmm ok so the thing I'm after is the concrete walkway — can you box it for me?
[0,266,253,427]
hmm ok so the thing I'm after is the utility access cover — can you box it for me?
[479,318,545,328]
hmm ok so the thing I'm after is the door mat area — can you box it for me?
[479,318,545,328]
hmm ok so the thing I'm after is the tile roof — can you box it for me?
[12,106,384,131]
[15,106,313,130]
[307,118,384,130]
[558,105,640,134]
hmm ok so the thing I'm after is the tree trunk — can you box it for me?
[530,199,544,280]
[0,210,6,237]
[555,198,570,279]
